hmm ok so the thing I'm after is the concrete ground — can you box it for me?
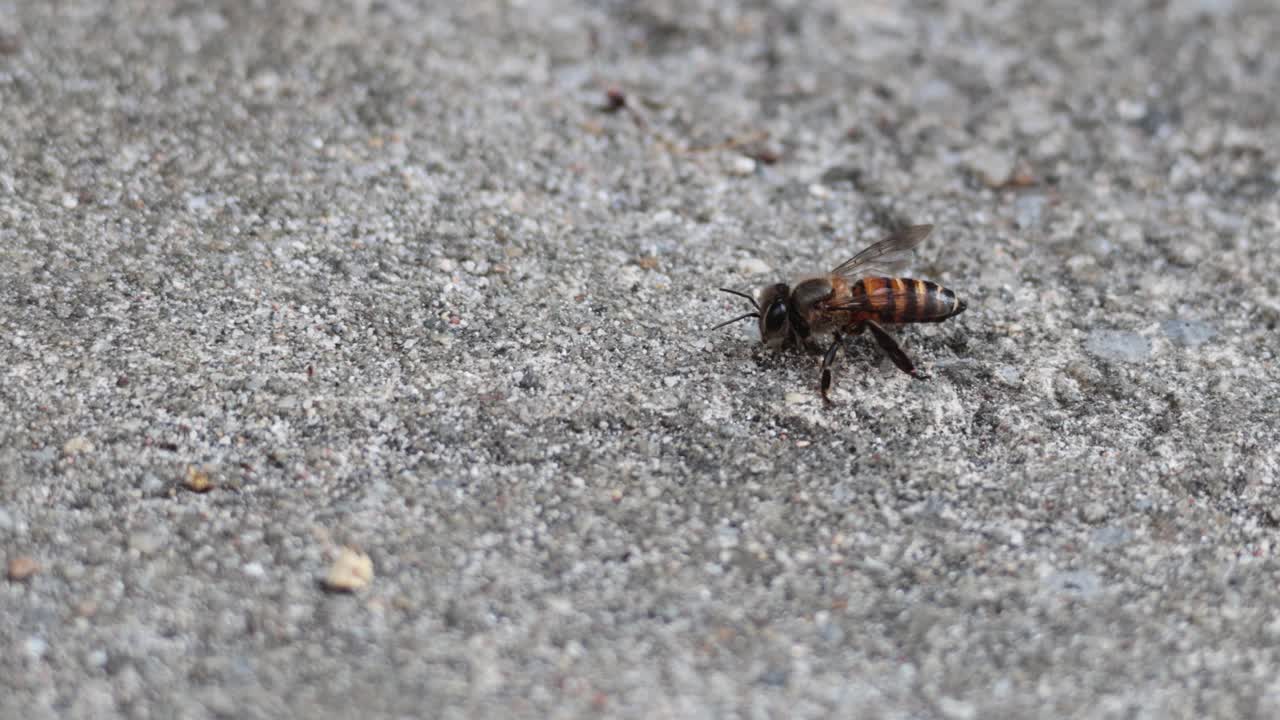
[2,1,1279,718]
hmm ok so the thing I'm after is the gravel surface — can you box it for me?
[2,1,1279,718]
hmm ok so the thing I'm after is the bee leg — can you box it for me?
[865,321,928,380]
[819,332,845,404]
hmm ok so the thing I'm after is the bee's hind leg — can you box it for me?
[864,321,929,380]
[819,332,845,404]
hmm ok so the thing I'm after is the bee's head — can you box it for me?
[713,283,791,345]
[754,283,792,346]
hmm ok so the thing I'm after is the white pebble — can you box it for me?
[25,636,47,659]
[727,155,756,176]
[737,257,771,275]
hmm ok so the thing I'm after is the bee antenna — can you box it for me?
[718,287,759,310]
[710,312,760,332]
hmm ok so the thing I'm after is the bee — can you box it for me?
[713,224,967,403]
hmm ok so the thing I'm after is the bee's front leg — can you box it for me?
[819,332,845,404]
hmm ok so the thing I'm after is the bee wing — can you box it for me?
[830,224,934,280]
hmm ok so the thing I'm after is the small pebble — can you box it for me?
[808,183,831,199]
[727,155,756,176]
[25,636,47,659]
[737,257,771,275]
[325,547,373,592]
[184,465,214,493]
[7,555,39,582]
[1115,98,1147,122]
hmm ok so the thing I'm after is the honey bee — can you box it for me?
[714,224,967,403]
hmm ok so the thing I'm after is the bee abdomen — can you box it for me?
[910,280,966,322]
[858,278,966,324]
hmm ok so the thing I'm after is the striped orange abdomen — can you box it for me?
[851,277,965,324]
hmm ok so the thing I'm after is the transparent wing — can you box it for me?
[830,224,934,280]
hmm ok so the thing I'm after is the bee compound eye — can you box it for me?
[764,300,788,334]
